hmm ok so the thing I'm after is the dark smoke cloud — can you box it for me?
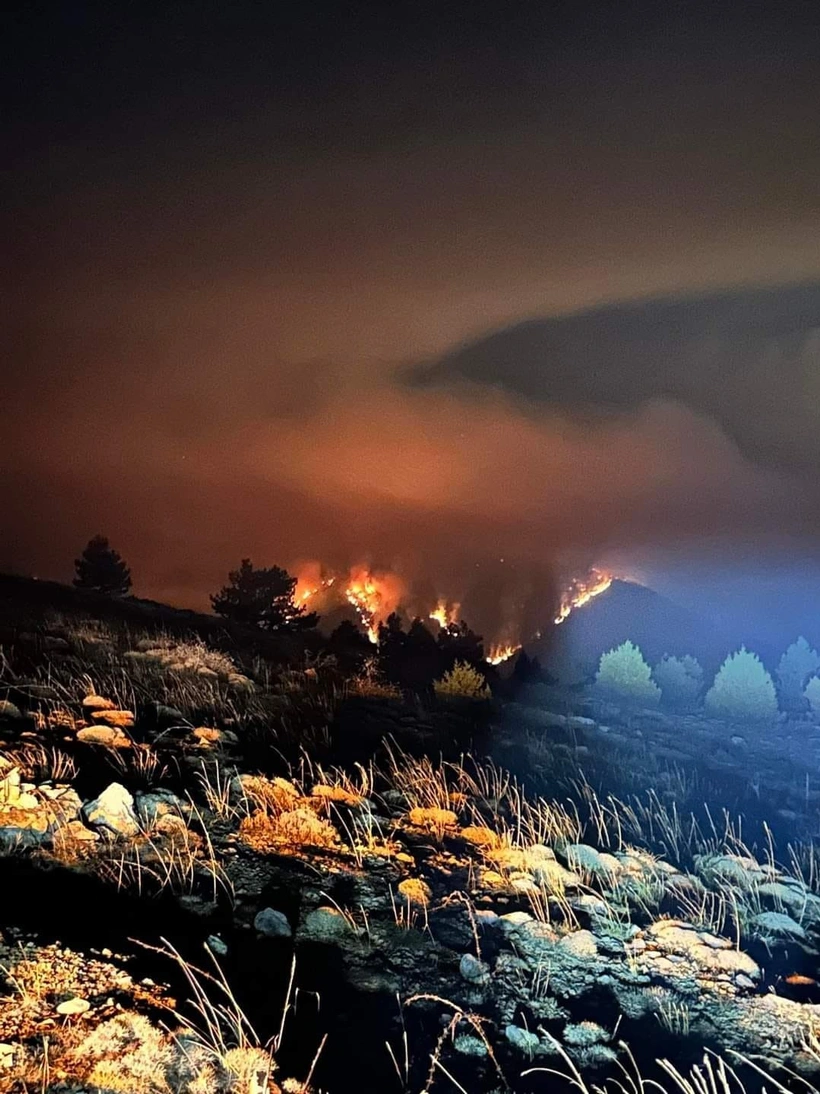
[4,1,820,639]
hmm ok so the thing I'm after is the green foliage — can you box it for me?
[210,559,318,632]
[704,647,778,723]
[776,636,820,708]
[434,660,491,700]
[652,654,703,708]
[73,535,132,597]
[594,640,660,706]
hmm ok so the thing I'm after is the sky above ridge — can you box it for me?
[4,0,820,642]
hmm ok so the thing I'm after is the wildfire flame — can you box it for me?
[345,573,382,643]
[294,559,614,656]
[553,568,612,625]
[429,599,461,629]
[296,576,335,604]
[486,643,521,665]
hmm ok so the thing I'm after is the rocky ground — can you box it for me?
[2,603,820,1093]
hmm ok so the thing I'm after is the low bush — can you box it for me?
[652,654,703,708]
[704,647,778,724]
[804,675,820,716]
[434,661,490,701]
[594,641,660,707]
[777,636,820,709]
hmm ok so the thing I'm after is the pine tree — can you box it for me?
[73,535,132,596]
[705,647,778,724]
[210,559,317,631]
[653,654,703,708]
[776,637,820,709]
[594,640,660,706]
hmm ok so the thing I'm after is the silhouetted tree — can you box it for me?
[437,620,484,673]
[211,559,318,632]
[376,612,408,685]
[402,617,441,690]
[73,535,132,596]
[329,619,373,671]
[377,614,467,691]
[511,651,555,686]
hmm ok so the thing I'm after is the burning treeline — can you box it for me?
[293,561,613,663]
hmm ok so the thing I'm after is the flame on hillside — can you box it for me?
[486,643,521,666]
[294,561,337,612]
[429,599,461,629]
[345,574,381,642]
[294,562,406,644]
[553,568,612,625]
[293,560,614,659]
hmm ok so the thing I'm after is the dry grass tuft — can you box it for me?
[239,808,339,852]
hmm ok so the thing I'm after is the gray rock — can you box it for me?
[254,907,292,938]
[207,935,228,956]
[751,911,808,942]
[135,789,186,828]
[152,703,185,723]
[505,1025,541,1056]
[459,953,490,984]
[82,782,140,837]
[0,700,23,720]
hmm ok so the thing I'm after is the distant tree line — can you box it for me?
[592,635,820,724]
[70,540,498,694]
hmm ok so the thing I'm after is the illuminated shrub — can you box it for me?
[804,675,820,716]
[434,660,490,700]
[594,641,660,707]
[777,637,820,708]
[704,647,778,723]
[239,807,339,851]
[652,654,703,708]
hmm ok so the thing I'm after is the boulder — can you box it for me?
[82,695,116,712]
[0,808,50,848]
[56,997,90,1016]
[77,725,131,747]
[135,789,187,829]
[82,783,140,837]
[91,709,135,729]
[254,907,292,938]
[459,953,490,984]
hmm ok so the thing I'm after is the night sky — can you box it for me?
[4,1,820,643]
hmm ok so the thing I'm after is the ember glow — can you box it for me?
[554,569,613,625]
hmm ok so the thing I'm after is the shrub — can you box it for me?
[134,638,238,678]
[804,675,820,716]
[239,807,339,851]
[434,660,490,700]
[652,654,703,708]
[777,636,820,709]
[704,647,778,724]
[594,641,660,707]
